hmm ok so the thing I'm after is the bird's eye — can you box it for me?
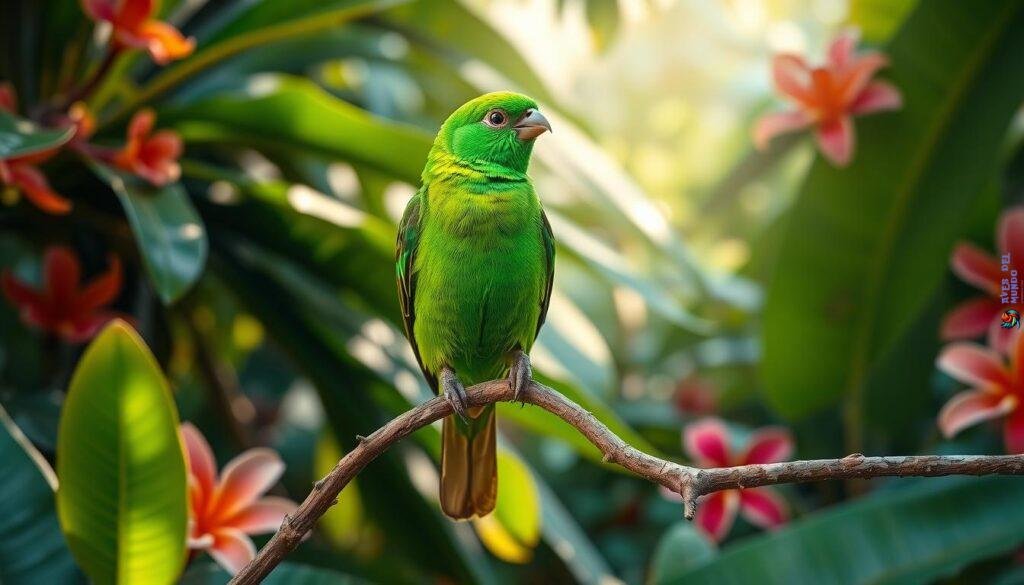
[484,109,508,128]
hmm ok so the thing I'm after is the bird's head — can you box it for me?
[432,92,551,174]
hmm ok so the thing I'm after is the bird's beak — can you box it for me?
[514,108,552,141]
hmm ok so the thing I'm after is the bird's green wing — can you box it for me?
[536,210,555,338]
[396,189,438,393]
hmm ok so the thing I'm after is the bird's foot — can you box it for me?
[441,367,468,422]
[508,350,532,403]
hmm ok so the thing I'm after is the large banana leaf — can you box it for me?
[762,0,1024,419]
[657,477,1024,584]
[0,405,82,585]
[57,321,188,585]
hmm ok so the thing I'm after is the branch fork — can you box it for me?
[229,380,1024,584]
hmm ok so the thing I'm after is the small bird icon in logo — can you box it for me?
[1000,309,1020,330]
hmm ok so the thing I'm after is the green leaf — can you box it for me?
[181,562,366,584]
[169,76,430,183]
[535,478,617,584]
[660,477,1024,585]
[0,109,73,159]
[92,165,208,304]
[57,321,188,585]
[849,0,919,42]
[473,449,541,563]
[109,0,404,120]
[0,405,81,584]
[649,523,717,584]
[762,1,1024,419]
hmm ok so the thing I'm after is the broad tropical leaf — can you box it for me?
[57,321,188,585]
[0,109,73,159]
[92,165,208,304]
[762,0,1024,419]
[0,405,81,585]
[659,477,1024,584]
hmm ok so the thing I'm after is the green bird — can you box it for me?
[396,92,554,519]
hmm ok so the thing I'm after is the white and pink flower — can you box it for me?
[181,423,298,575]
[753,29,902,167]
[673,418,794,542]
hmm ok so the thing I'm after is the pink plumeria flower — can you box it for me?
[181,423,298,575]
[942,207,1024,354]
[753,29,902,167]
[936,331,1024,453]
[680,418,793,542]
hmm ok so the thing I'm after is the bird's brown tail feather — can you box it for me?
[440,405,497,519]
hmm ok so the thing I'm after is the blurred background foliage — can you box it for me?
[1,0,1024,583]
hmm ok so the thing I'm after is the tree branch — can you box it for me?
[229,380,1024,584]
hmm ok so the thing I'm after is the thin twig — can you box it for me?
[229,380,1024,584]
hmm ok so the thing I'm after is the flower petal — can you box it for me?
[43,246,81,308]
[988,316,1018,356]
[752,110,812,150]
[772,54,815,106]
[815,116,855,167]
[115,0,155,31]
[1003,407,1024,454]
[938,390,1016,438]
[74,254,122,314]
[936,342,1010,389]
[9,165,72,215]
[137,20,196,65]
[78,0,118,22]
[827,29,859,71]
[207,528,256,576]
[0,82,16,113]
[739,488,788,530]
[739,427,794,465]
[224,496,297,535]
[950,242,1002,295]
[941,297,1002,341]
[211,448,285,521]
[837,52,888,106]
[181,422,218,515]
[1,270,54,332]
[850,81,902,115]
[694,490,739,542]
[997,207,1024,268]
[683,418,732,467]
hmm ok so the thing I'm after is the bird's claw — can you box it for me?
[508,350,532,403]
[441,367,468,422]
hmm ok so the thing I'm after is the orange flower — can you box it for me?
[181,423,298,575]
[753,30,902,167]
[113,109,183,185]
[0,83,92,215]
[1,246,126,342]
[80,0,195,64]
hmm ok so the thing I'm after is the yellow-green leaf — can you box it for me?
[57,320,188,585]
[473,449,540,564]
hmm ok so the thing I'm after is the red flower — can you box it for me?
[942,207,1024,354]
[0,83,91,215]
[181,423,297,575]
[936,332,1024,453]
[80,0,194,64]
[112,109,183,185]
[753,29,902,167]
[682,418,793,542]
[1,246,125,342]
